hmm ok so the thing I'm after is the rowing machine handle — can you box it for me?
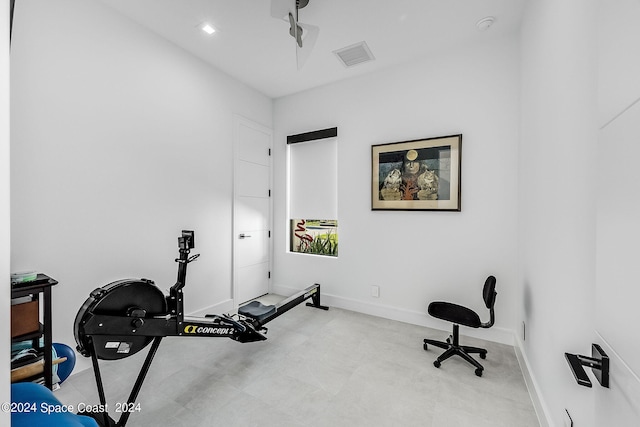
[204,314,247,333]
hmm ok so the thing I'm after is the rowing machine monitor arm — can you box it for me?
[169,230,199,324]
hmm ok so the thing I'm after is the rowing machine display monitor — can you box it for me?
[178,230,194,250]
[74,230,328,427]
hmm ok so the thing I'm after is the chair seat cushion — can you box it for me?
[428,301,481,328]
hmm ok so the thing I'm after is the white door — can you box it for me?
[233,116,272,305]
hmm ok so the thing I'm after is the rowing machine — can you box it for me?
[73,230,328,427]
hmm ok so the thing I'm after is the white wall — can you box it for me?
[272,35,520,343]
[518,0,600,425]
[10,0,272,371]
[2,0,11,424]
[593,0,640,424]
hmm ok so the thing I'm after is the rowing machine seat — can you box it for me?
[238,301,276,322]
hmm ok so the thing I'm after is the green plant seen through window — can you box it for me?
[291,219,338,257]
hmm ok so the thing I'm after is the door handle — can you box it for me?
[239,233,252,239]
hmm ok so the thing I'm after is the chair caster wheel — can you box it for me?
[480,352,486,359]
[434,360,441,368]
[423,343,428,351]
[475,368,483,377]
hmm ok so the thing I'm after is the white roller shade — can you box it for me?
[289,137,337,220]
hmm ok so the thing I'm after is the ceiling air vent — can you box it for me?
[333,41,375,68]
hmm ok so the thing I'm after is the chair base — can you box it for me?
[423,324,487,377]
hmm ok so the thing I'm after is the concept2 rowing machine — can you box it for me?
[74,230,328,427]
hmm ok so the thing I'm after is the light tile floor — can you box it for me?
[56,299,540,426]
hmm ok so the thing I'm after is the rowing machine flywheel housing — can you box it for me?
[74,279,167,360]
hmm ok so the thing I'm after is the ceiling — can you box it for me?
[99,0,526,99]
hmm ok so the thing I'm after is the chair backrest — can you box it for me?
[483,275,497,309]
[480,276,497,328]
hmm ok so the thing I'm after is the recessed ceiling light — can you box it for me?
[201,23,216,35]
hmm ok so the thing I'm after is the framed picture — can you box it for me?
[372,134,462,211]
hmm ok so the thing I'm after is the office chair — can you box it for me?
[423,275,497,377]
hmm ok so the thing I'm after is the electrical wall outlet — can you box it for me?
[564,409,573,427]
[371,285,380,298]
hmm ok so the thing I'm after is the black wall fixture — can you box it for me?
[565,343,610,388]
[287,127,338,145]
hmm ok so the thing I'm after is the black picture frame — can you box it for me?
[372,134,462,211]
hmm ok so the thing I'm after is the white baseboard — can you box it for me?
[513,336,552,427]
[271,283,514,345]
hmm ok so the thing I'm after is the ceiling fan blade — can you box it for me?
[296,23,319,69]
[288,13,297,41]
[271,0,296,20]
[274,0,318,69]
[288,12,304,48]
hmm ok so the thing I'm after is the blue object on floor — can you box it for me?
[52,343,76,383]
[11,382,98,427]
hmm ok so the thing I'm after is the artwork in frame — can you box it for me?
[372,134,462,211]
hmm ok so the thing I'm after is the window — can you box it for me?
[287,128,338,257]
